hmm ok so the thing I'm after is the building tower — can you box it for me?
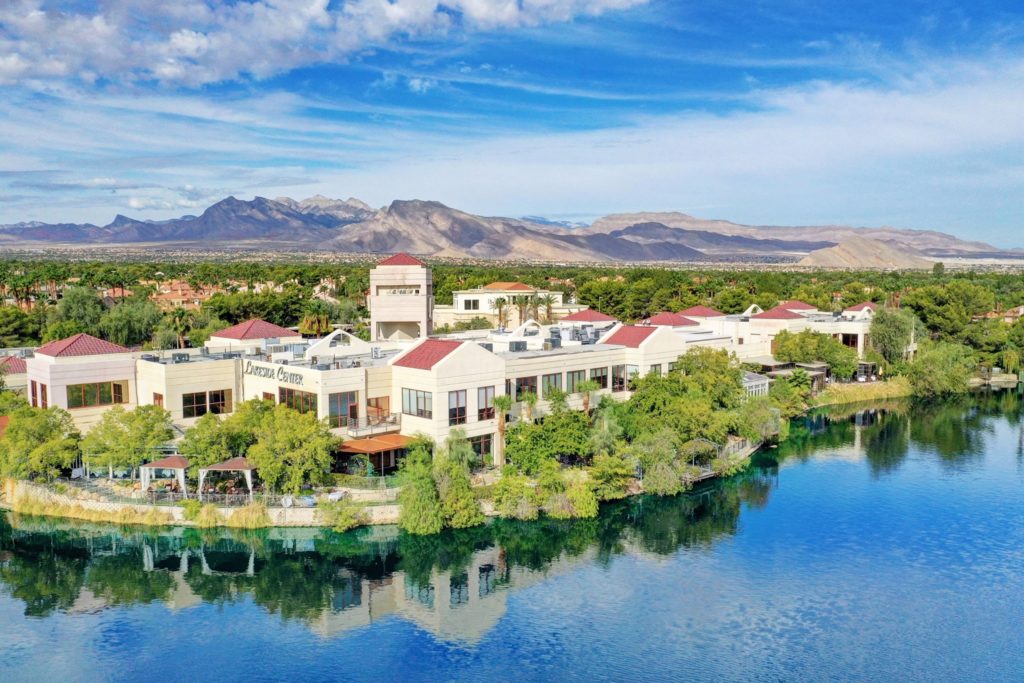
[369,253,433,341]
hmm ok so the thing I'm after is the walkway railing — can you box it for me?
[344,413,401,437]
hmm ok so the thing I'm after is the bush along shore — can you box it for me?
[0,321,1003,534]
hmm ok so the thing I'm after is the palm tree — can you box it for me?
[492,394,513,468]
[537,294,556,323]
[512,295,529,325]
[493,297,510,328]
[529,294,540,321]
[577,379,600,414]
[169,307,194,349]
[519,391,538,422]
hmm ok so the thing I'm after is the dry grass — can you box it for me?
[813,377,912,407]
[225,503,271,529]
[9,491,174,527]
[194,503,223,528]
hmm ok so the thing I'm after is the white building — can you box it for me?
[14,255,881,470]
[433,281,584,328]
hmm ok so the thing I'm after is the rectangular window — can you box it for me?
[329,391,359,427]
[262,392,275,402]
[590,367,608,389]
[30,380,37,408]
[477,386,495,420]
[66,381,128,409]
[402,388,433,418]
[648,365,661,376]
[182,392,207,418]
[39,384,47,408]
[541,373,562,398]
[611,365,628,392]
[448,390,467,426]
[153,393,164,407]
[463,299,480,311]
[470,434,493,458]
[567,369,586,393]
[279,387,318,415]
[208,389,232,415]
[738,338,744,345]
[668,361,678,373]
[367,396,390,419]
[515,376,537,398]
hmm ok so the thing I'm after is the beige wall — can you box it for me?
[26,353,138,432]
[369,264,433,341]
[136,357,239,427]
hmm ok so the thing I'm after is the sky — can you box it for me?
[1,1,1023,245]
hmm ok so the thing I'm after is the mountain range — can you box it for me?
[0,195,1018,266]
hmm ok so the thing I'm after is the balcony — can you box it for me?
[345,413,401,438]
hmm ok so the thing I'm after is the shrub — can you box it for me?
[317,498,365,532]
[642,460,683,496]
[226,503,271,529]
[194,503,222,528]
[565,481,599,519]
[398,470,444,535]
[493,467,539,520]
[180,499,203,521]
[589,453,634,501]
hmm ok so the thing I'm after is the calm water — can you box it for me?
[3,391,1024,682]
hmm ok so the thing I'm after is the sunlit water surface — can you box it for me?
[3,391,1024,682]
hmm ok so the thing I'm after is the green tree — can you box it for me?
[247,405,336,494]
[433,457,484,529]
[906,342,976,397]
[98,299,164,347]
[492,466,539,520]
[773,329,858,380]
[0,406,80,480]
[81,405,173,477]
[0,306,40,345]
[870,308,917,364]
[397,440,445,535]
[48,286,105,335]
[589,453,634,501]
[903,280,994,339]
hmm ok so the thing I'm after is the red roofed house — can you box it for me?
[560,309,617,323]
[390,337,506,467]
[0,355,28,395]
[206,318,303,351]
[642,312,699,328]
[777,300,817,311]
[26,333,137,431]
[597,324,733,391]
[369,253,433,341]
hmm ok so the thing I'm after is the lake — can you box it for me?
[3,391,1024,682]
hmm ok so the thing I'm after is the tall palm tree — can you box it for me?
[493,297,510,328]
[529,295,540,321]
[537,294,556,323]
[577,379,600,414]
[492,394,513,468]
[512,295,529,325]
[520,391,538,422]
[169,308,194,349]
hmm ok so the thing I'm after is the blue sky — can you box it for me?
[1,1,1023,245]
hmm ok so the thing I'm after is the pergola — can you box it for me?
[339,434,411,474]
[140,455,190,497]
[197,456,256,501]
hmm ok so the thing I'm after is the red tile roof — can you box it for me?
[203,456,256,471]
[561,309,617,322]
[778,299,816,310]
[0,356,27,374]
[212,319,297,340]
[377,253,426,267]
[141,455,190,470]
[678,305,724,317]
[605,325,659,348]
[753,305,806,320]
[643,312,699,327]
[393,339,463,370]
[36,333,129,358]
[482,282,535,291]
[845,301,877,312]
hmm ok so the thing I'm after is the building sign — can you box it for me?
[243,361,304,386]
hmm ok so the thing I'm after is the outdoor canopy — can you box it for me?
[197,456,256,501]
[140,455,190,498]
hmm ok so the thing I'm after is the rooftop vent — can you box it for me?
[509,341,527,352]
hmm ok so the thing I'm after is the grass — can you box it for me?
[225,503,271,529]
[813,377,912,407]
[9,490,174,527]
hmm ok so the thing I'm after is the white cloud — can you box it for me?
[0,0,648,86]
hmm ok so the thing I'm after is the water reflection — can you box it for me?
[0,469,773,644]
[771,388,1024,477]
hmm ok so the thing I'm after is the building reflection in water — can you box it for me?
[0,468,775,645]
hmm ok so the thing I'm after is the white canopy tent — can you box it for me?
[197,456,256,501]
[139,455,190,498]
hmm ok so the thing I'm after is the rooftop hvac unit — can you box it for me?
[543,341,553,351]
[509,341,527,352]
[371,347,383,359]
[277,359,289,365]
[200,347,210,356]
[224,352,241,359]
[478,342,494,352]
[549,328,562,338]
[141,354,159,362]
[581,338,595,345]
[547,337,562,349]
[171,353,189,363]
[314,363,331,371]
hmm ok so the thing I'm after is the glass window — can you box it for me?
[611,365,627,392]
[279,387,317,414]
[329,391,359,427]
[541,373,562,397]
[590,367,608,389]
[30,380,37,408]
[208,389,232,415]
[477,386,495,420]
[463,299,479,311]
[448,390,467,426]
[367,396,390,419]
[153,393,164,407]
[469,434,493,458]
[67,382,128,409]
[515,376,537,398]
[182,392,207,418]
[40,384,47,408]
[567,369,586,393]
[648,365,661,376]
[402,388,432,418]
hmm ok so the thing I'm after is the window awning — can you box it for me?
[339,434,412,455]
